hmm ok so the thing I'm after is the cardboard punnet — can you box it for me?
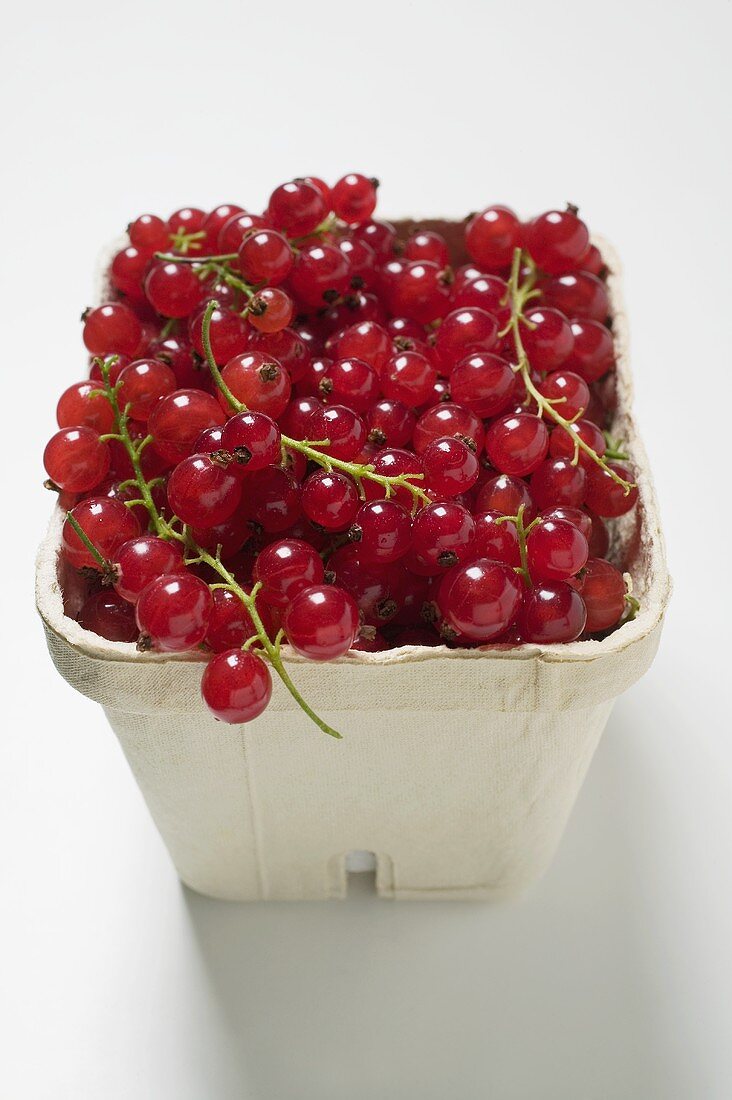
[36,231,670,900]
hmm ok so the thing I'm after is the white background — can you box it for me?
[2,1,731,1097]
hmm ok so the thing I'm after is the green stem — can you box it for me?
[505,249,636,495]
[65,510,109,570]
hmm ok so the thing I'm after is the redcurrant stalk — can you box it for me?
[92,355,343,739]
[504,249,636,494]
[199,299,430,512]
[495,504,539,587]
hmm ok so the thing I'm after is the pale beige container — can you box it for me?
[37,232,670,901]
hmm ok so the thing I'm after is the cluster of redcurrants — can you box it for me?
[43,173,639,726]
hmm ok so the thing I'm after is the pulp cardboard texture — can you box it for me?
[36,229,671,900]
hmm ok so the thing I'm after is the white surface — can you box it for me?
[1,0,731,1096]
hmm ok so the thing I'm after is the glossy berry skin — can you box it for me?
[44,427,111,492]
[523,210,590,275]
[484,414,549,476]
[283,584,360,660]
[465,205,521,270]
[205,588,269,652]
[387,261,450,325]
[353,218,397,259]
[242,466,302,533]
[350,499,412,563]
[335,321,392,372]
[451,275,511,329]
[307,404,366,461]
[220,411,282,473]
[449,353,514,418]
[289,244,350,309]
[422,436,479,497]
[530,457,587,509]
[382,349,436,405]
[331,174,378,224]
[149,389,226,464]
[78,590,138,642]
[538,369,590,423]
[410,502,475,573]
[519,581,587,643]
[434,307,499,371]
[267,179,327,238]
[301,470,360,530]
[472,511,520,566]
[526,518,589,581]
[136,572,213,652]
[144,262,202,318]
[220,352,291,419]
[475,473,535,519]
[189,306,249,362]
[566,319,615,383]
[62,497,141,570]
[548,419,606,467]
[82,303,142,357]
[253,538,325,607]
[542,506,593,542]
[584,463,639,517]
[201,204,245,248]
[521,307,574,371]
[201,649,272,724]
[366,399,415,448]
[237,228,293,286]
[413,403,485,455]
[167,453,242,527]
[438,559,523,642]
[280,395,324,439]
[218,211,267,252]
[56,381,115,435]
[168,206,206,237]
[113,536,186,603]
[405,229,449,267]
[247,288,293,334]
[110,246,151,300]
[363,448,425,507]
[320,357,379,413]
[117,359,177,421]
[247,327,311,383]
[129,213,169,252]
[542,271,610,323]
[574,557,626,632]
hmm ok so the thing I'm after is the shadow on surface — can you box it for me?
[184,697,694,1100]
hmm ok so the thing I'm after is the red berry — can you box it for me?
[484,414,549,476]
[56,381,115,435]
[110,246,151,300]
[451,274,511,328]
[78,590,138,642]
[434,307,499,371]
[168,207,206,237]
[220,411,282,473]
[519,581,587,643]
[413,403,485,454]
[449,352,514,418]
[438,558,523,641]
[530,457,587,509]
[353,219,396,259]
[566,319,615,383]
[350,499,412,564]
[573,557,626,632]
[381,350,437,406]
[526,518,589,581]
[167,453,242,527]
[320,357,379,413]
[307,404,366,461]
[83,303,142,357]
[548,419,606,466]
[136,572,213,652]
[145,262,202,318]
[129,214,169,253]
[201,649,272,723]
[524,209,590,275]
[149,389,226,464]
[247,288,294,334]
[366,399,415,448]
[113,536,186,603]
[267,179,327,238]
[289,243,350,309]
[422,436,479,498]
[542,505,593,542]
[237,228,293,286]
[218,212,268,253]
[247,327,311,384]
[542,271,609,322]
[335,320,392,372]
[117,359,177,421]
[405,230,449,267]
[44,427,111,492]
[584,463,639,517]
[363,448,425,507]
[475,473,535,519]
[473,511,521,566]
[62,497,141,570]
[204,588,271,652]
[521,307,574,371]
[201,204,245,248]
[242,466,302,533]
[410,501,475,573]
[301,470,360,530]
[538,369,590,422]
[387,261,450,324]
[283,584,360,660]
[220,352,291,418]
[465,205,521,270]
[189,305,249,362]
[331,174,378,225]
[253,538,325,607]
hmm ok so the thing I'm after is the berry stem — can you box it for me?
[504,248,636,494]
[64,510,109,570]
[199,299,430,511]
[495,504,538,587]
[93,354,343,739]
